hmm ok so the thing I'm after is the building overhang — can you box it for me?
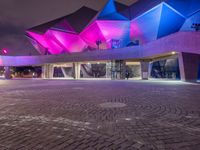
[0,32,200,67]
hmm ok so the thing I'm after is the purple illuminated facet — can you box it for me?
[80,22,107,49]
[80,20,130,49]
[48,30,87,53]
[27,31,64,54]
[97,21,130,47]
[130,21,145,43]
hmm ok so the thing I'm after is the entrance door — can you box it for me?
[111,60,125,80]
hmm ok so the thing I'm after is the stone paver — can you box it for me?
[0,79,199,150]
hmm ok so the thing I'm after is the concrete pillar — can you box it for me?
[106,61,112,79]
[73,62,80,79]
[4,66,11,79]
[42,64,54,79]
[140,61,149,80]
[42,65,45,79]
[178,52,200,82]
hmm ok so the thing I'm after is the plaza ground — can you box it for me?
[0,79,200,150]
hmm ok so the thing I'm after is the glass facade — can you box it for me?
[50,61,142,80]
[80,63,107,78]
[150,58,180,79]
[53,64,73,78]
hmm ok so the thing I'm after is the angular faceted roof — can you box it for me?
[121,0,200,20]
[181,10,200,31]
[28,18,65,34]
[96,0,129,21]
[52,20,75,33]
[28,6,98,34]
[26,0,131,55]
[80,0,130,50]
[130,2,185,43]
[166,0,200,17]
[80,20,130,49]
[26,0,200,55]
[28,1,128,34]
[65,6,98,33]
[114,1,129,12]
[121,0,163,20]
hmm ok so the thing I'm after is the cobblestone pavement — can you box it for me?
[0,79,200,150]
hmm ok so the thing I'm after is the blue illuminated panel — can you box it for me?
[181,11,200,31]
[157,3,185,38]
[97,0,128,20]
[98,0,116,18]
[166,0,200,17]
[130,4,162,43]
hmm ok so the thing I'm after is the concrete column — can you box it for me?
[42,65,45,79]
[4,66,11,79]
[73,62,80,79]
[140,61,149,80]
[106,61,112,79]
[42,64,54,79]
[178,52,200,82]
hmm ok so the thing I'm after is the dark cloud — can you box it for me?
[0,0,136,56]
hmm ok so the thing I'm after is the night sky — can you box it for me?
[0,0,137,56]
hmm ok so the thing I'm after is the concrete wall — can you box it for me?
[178,52,200,82]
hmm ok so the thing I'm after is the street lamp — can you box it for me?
[1,49,8,55]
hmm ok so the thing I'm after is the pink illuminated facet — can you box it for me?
[27,31,64,54]
[97,21,130,47]
[80,21,130,49]
[28,19,130,53]
[48,30,87,53]
[97,21,129,39]
[130,21,145,43]
[80,22,108,49]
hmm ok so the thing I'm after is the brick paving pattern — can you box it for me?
[0,79,199,150]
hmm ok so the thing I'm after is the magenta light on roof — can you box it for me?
[80,20,130,49]
[26,0,191,54]
[27,31,64,54]
[130,21,146,43]
[97,21,130,47]
[48,30,87,53]
[80,22,107,49]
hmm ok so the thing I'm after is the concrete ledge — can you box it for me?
[0,32,200,67]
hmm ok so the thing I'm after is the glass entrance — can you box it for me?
[111,60,125,80]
